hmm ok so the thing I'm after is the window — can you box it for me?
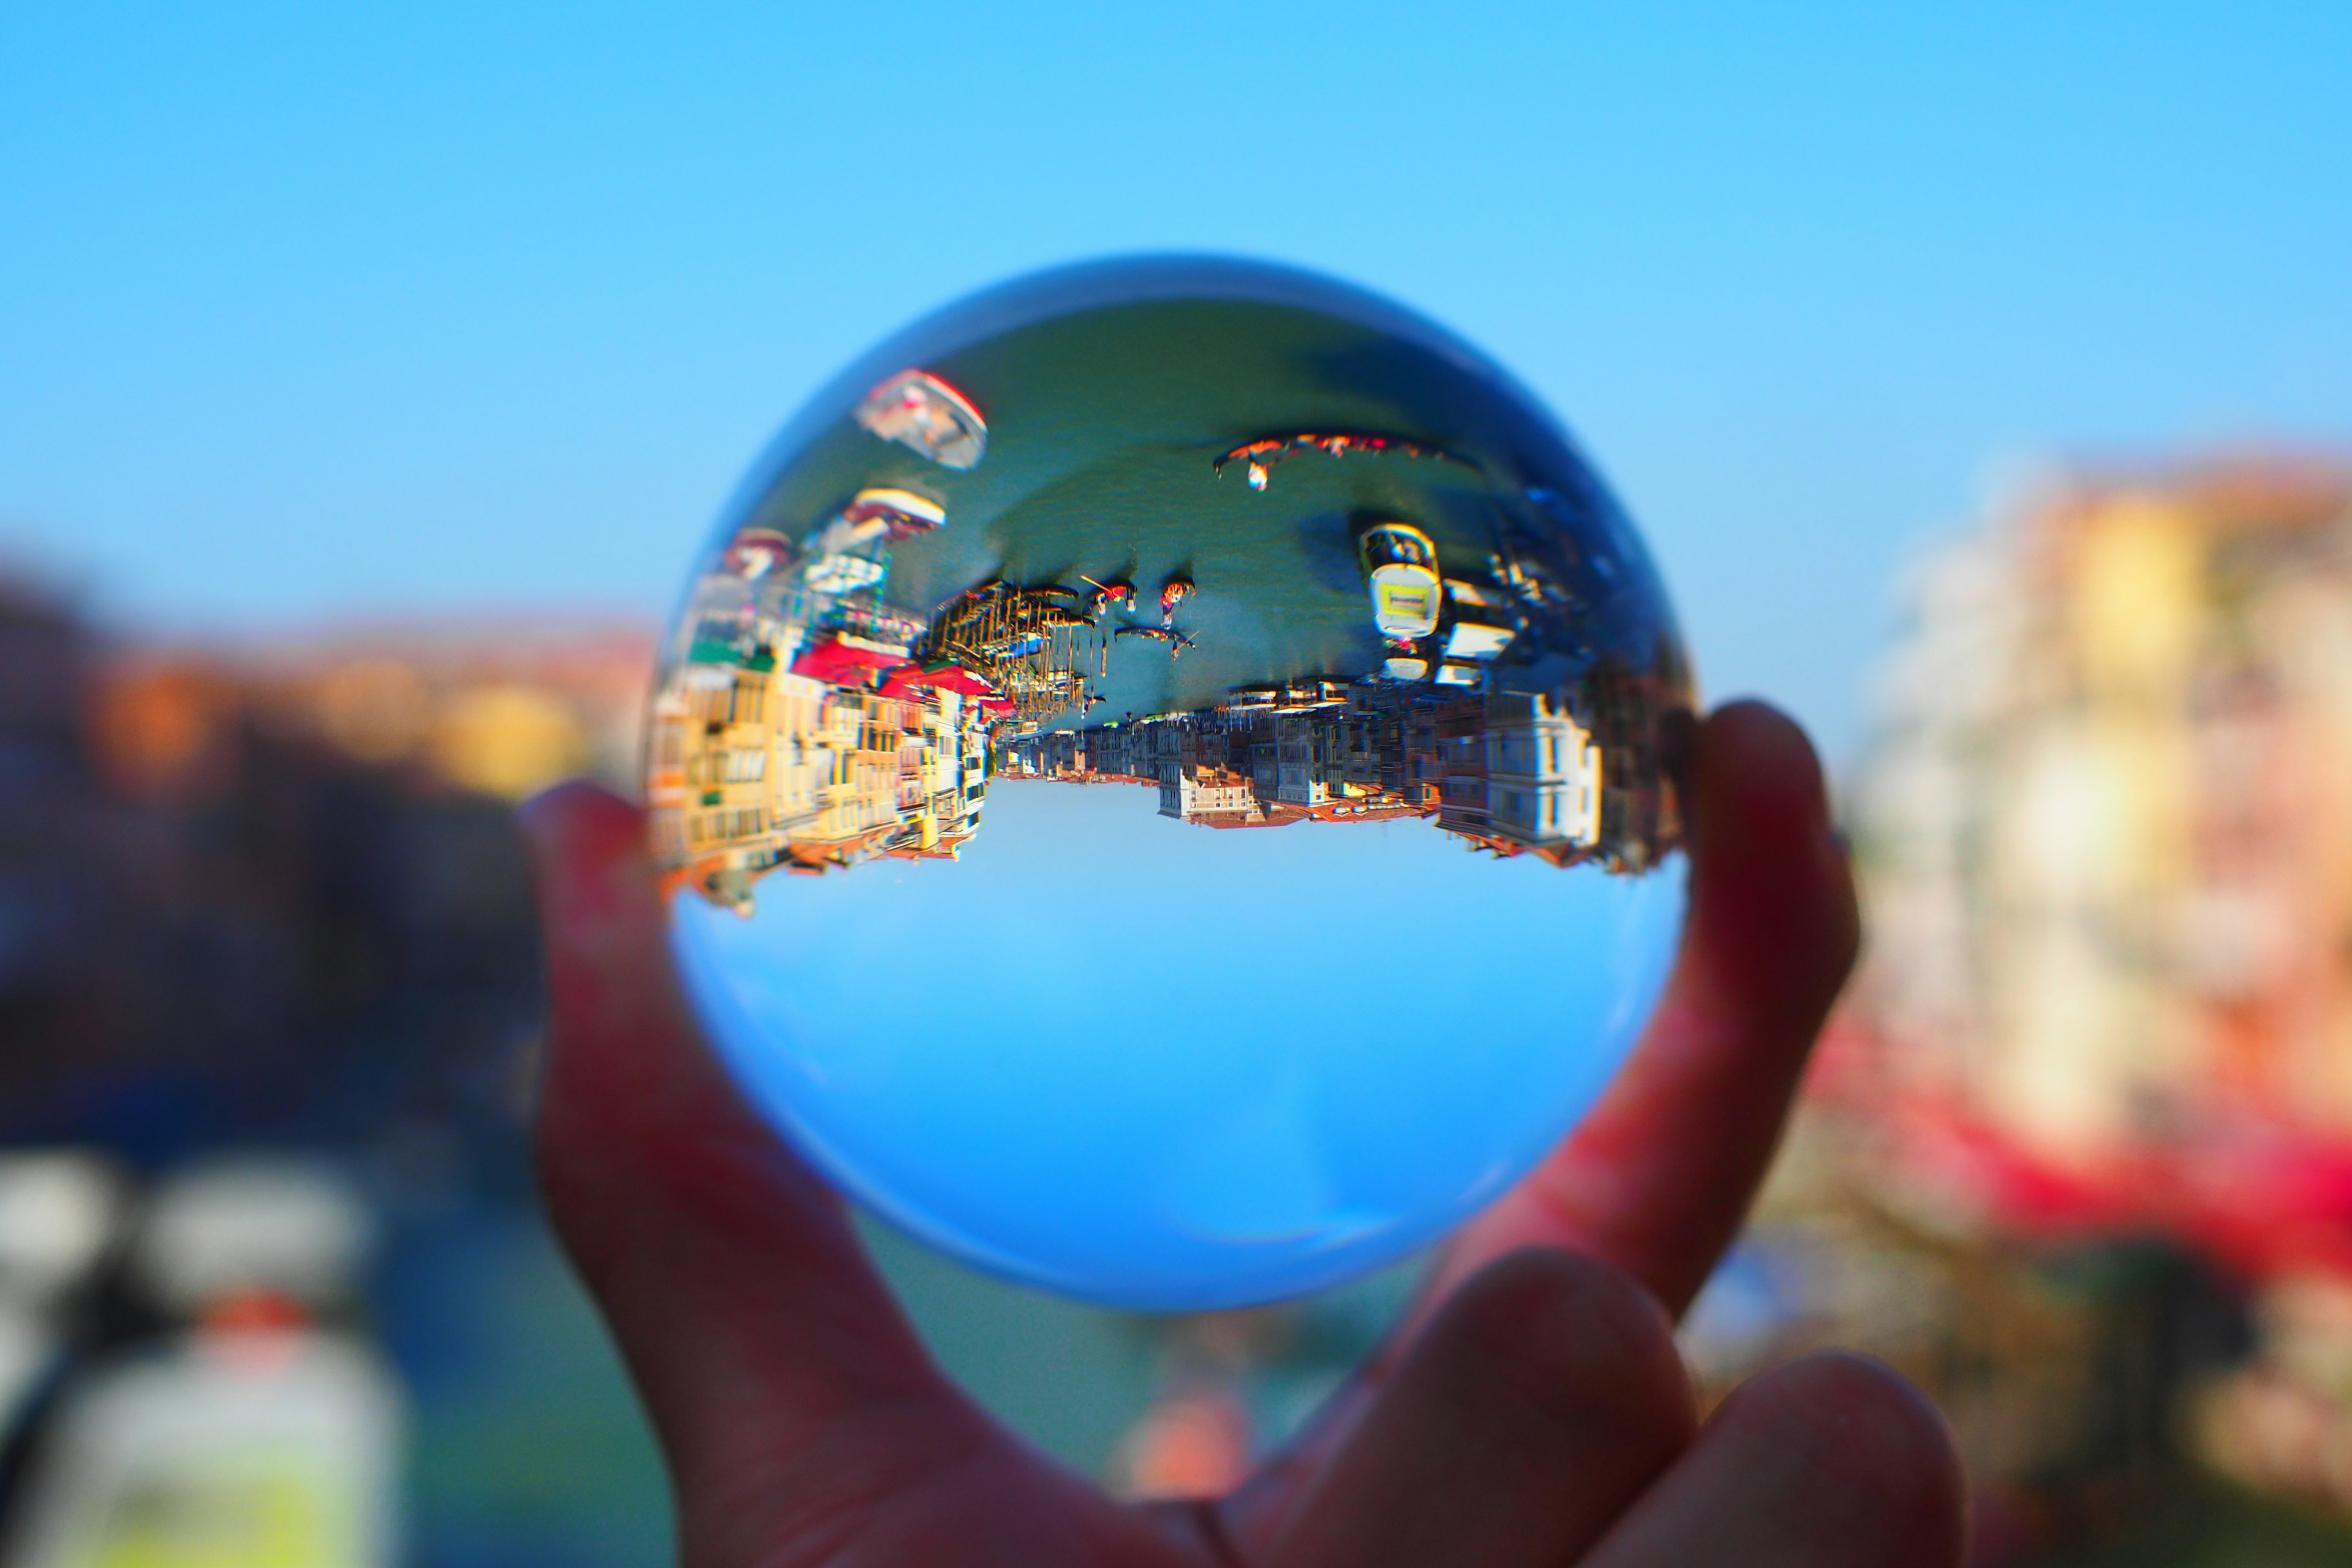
[717,749,767,783]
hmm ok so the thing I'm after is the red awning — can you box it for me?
[880,662,999,700]
[791,634,911,687]
[1811,1020,2352,1283]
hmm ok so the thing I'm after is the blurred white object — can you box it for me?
[130,1158,375,1318]
[0,1154,125,1308]
[0,1329,406,1568]
[0,1308,59,1439]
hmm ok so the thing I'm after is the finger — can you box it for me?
[519,783,993,1526]
[1425,699,1859,1318]
[1219,701,1855,1557]
[1582,1354,1966,1567]
[1268,1250,1694,1568]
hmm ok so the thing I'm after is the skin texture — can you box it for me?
[521,699,1967,1568]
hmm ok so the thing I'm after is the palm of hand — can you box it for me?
[522,704,1965,1568]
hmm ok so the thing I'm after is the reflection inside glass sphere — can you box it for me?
[646,257,1694,1309]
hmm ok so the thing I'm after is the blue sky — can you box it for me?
[4,2,2346,761]
[671,782,1686,1308]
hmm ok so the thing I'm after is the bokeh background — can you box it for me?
[3,3,2350,1563]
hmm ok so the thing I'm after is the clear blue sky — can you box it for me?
[4,2,2346,761]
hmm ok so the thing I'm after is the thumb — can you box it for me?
[518,782,983,1539]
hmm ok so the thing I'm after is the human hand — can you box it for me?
[520,700,1966,1567]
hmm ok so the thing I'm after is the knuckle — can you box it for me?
[1732,1352,1966,1543]
[1442,1248,1689,1425]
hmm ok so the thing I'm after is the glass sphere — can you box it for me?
[647,257,1693,1310]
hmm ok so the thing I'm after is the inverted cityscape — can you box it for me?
[647,309,1689,916]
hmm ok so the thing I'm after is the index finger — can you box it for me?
[1217,701,1856,1556]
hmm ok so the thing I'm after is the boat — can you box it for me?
[1357,521,1444,641]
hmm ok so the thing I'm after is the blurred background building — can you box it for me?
[0,601,677,1567]
[1855,459,2352,1177]
[6,456,2352,1566]
[1784,456,2352,1560]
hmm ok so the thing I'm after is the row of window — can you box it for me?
[687,806,767,846]
[685,682,765,726]
[682,749,770,785]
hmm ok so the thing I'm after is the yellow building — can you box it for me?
[649,635,993,909]
[1856,460,2352,1161]
[647,657,799,912]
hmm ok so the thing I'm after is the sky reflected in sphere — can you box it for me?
[649,257,1694,1308]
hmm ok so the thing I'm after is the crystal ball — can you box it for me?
[647,257,1693,1309]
